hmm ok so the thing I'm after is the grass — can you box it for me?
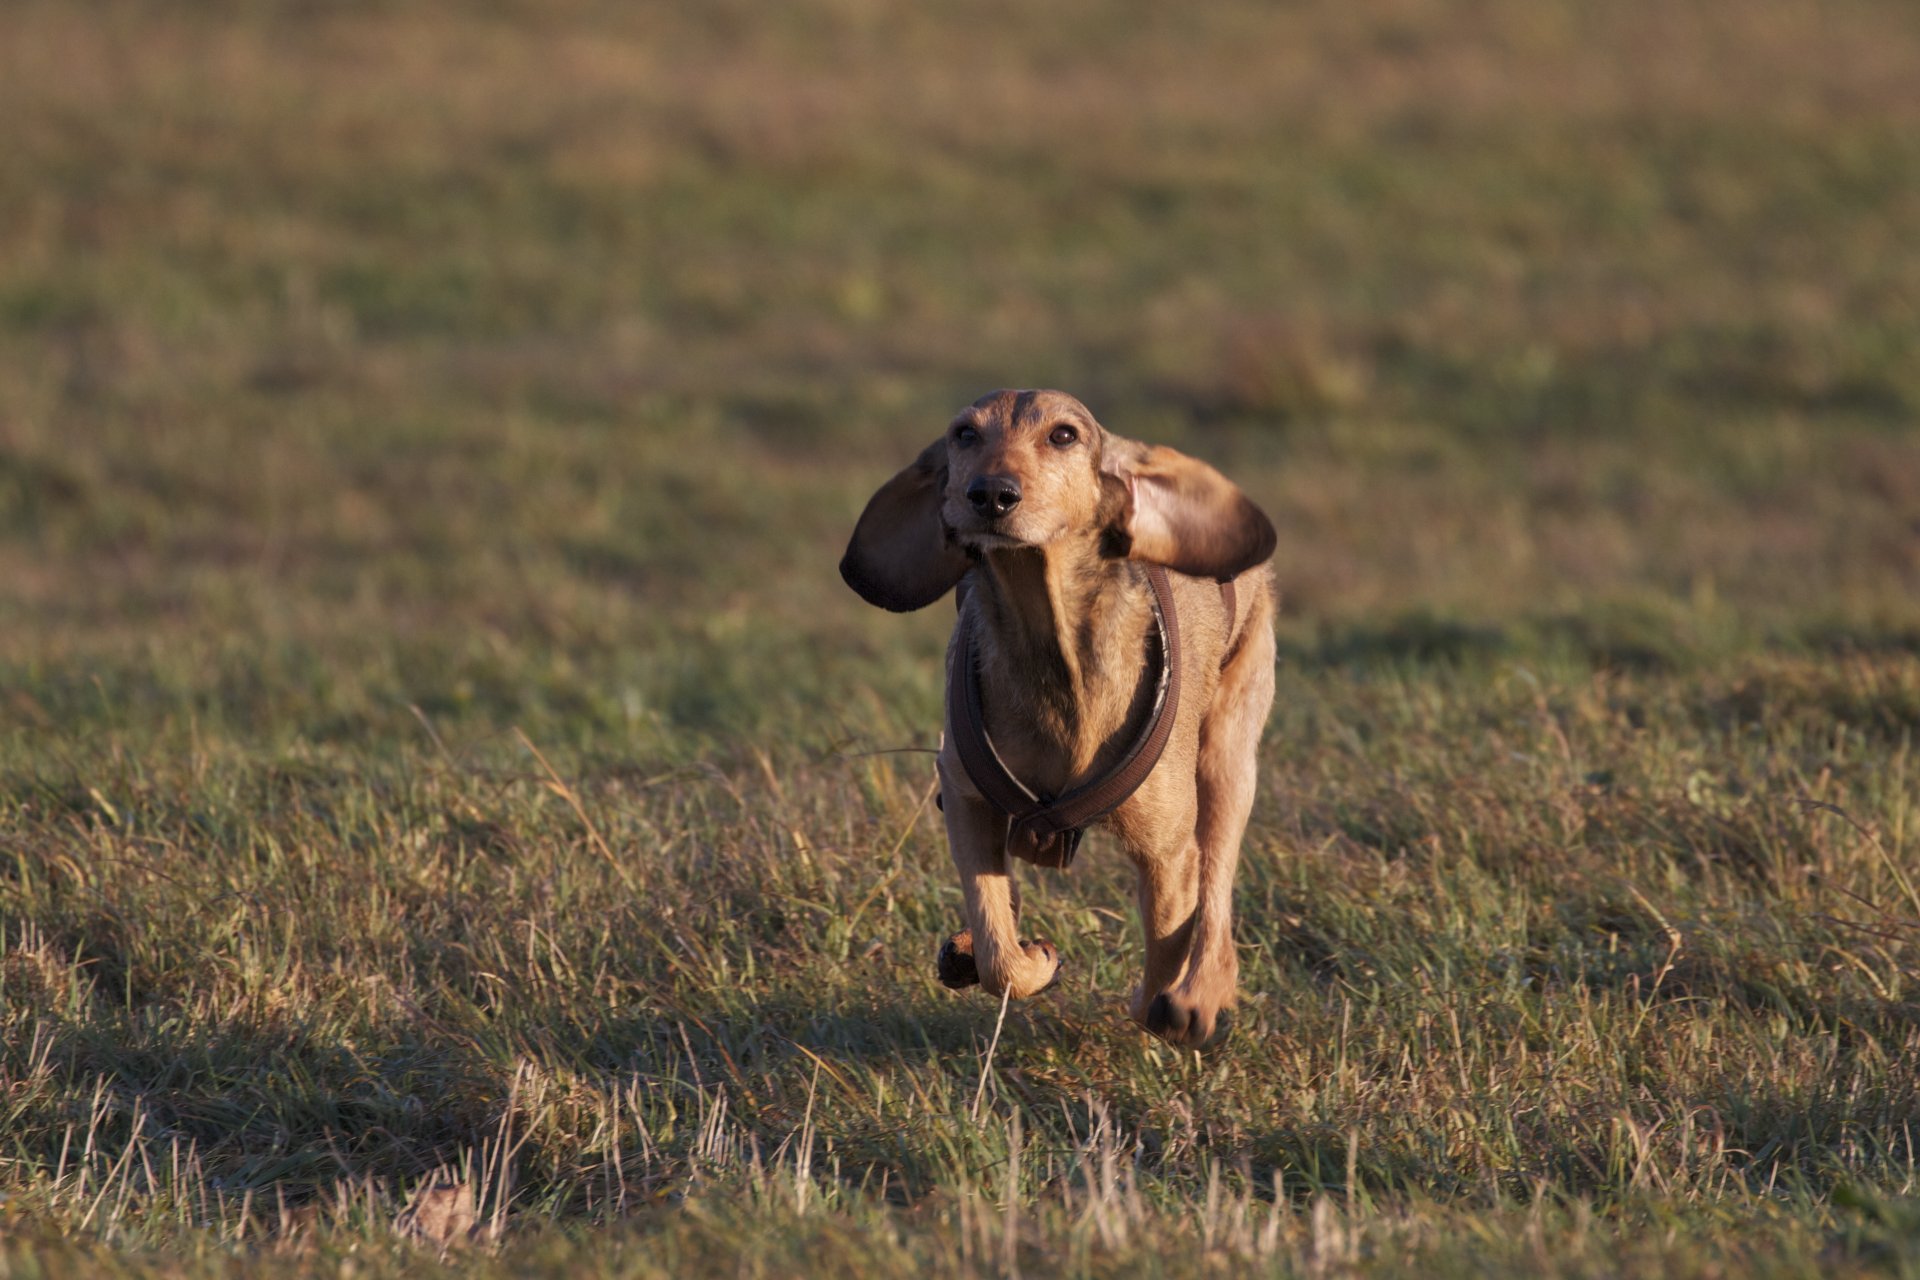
[2,0,1920,1274]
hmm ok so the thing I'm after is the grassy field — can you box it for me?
[3,0,1920,1274]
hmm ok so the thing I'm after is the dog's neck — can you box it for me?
[965,539,1158,782]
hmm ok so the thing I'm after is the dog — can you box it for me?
[841,389,1276,1047]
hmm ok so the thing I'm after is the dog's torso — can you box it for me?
[941,549,1273,864]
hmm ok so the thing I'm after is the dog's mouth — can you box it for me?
[955,528,1028,550]
[946,511,1033,551]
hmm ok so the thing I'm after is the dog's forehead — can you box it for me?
[958,389,1096,431]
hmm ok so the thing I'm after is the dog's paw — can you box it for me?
[1144,993,1233,1050]
[939,931,1062,997]
[937,929,980,989]
[1018,938,1064,994]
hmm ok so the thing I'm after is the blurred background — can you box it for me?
[1,0,1916,751]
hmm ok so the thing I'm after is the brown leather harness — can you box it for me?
[945,566,1236,868]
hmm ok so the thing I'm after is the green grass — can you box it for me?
[3,0,1920,1274]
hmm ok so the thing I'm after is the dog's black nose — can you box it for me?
[966,475,1022,517]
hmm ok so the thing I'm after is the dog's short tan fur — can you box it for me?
[842,390,1276,1047]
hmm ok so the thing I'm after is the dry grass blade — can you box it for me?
[515,725,636,893]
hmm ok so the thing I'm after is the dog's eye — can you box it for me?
[1048,424,1079,448]
[953,423,980,446]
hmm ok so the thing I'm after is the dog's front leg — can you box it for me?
[937,758,1062,999]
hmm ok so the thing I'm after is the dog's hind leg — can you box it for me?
[1146,592,1277,1047]
[1128,833,1200,1026]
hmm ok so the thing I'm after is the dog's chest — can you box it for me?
[974,650,1157,801]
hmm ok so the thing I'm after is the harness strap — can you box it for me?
[949,565,1234,868]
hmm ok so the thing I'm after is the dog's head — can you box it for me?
[840,389,1275,612]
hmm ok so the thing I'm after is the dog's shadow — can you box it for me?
[586,977,1109,1081]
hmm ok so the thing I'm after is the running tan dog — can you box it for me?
[841,389,1276,1046]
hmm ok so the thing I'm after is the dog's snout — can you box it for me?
[966,474,1022,518]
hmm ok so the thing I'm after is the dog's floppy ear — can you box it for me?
[1099,438,1276,581]
[840,438,971,611]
